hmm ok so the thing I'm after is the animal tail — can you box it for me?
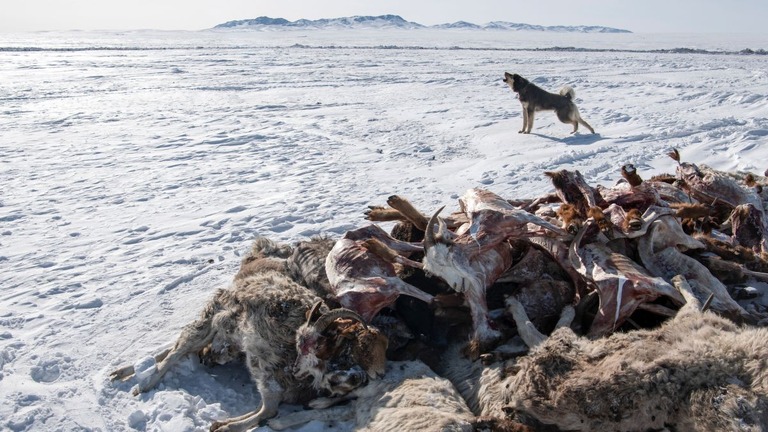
[559,86,576,99]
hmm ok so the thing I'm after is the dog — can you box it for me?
[503,72,595,135]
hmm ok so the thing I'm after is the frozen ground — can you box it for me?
[1,29,767,431]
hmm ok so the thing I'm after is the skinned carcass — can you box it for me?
[637,213,751,323]
[504,275,768,431]
[677,161,768,252]
[110,236,387,431]
[267,360,476,432]
[422,188,567,354]
[569,217,685,336]
[325,224,434,321]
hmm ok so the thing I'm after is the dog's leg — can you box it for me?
[525,108,535,134]
[579,117,595,134]
[571,121,579,134]
[519,105,528,133]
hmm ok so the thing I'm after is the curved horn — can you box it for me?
[305,300,325,326]
[312,308,368,334]
[424,206,446,250]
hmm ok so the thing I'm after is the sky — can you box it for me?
[2,0,768,33]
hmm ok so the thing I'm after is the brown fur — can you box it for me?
[693,233,768,273]
[587,205,613,234]
[314,319,388,380]
[556,203,583,235]
[621,164,643,187]
[622,208,643,232]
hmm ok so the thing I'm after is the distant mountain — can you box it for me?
[216,15,424,30]
[214,15,632,33]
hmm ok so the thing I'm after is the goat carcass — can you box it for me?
[422,188,567,352]
[325,224,434,321]
[569,219,685,337]
[637,213,750,323]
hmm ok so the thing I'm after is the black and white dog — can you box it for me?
[503,72,595,134]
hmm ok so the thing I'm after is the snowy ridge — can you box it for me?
[214,14,631,33]
[215,15,424,30]
[2,45,765,57]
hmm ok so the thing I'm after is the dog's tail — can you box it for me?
[559,86,576,100]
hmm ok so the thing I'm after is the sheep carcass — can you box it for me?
[110,240,387,431]
[324,224,434,321]
[268,360,476,432]
[422,188,567,353]
[504,275,768,431]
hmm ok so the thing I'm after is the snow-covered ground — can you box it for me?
[1,28,767,431]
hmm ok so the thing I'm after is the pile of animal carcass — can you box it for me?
[113,151,768,432]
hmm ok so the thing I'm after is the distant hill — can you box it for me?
[214,15,632,33]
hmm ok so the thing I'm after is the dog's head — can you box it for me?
[502,72,528,92]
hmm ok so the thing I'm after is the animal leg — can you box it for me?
[525,109,535,133]
[268,405,353,430]
[110,347,171,381]
[578,117,595,134]
[133,312,217,395]
[362,239,424,270]
[387,195,429,231]
[211,376,283,432]
[571,121,579,134]
[506,297,546,348]
[465,286,502,352]
[671,275,702,317]
[519,106,528,133]
[555,305,576,329]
